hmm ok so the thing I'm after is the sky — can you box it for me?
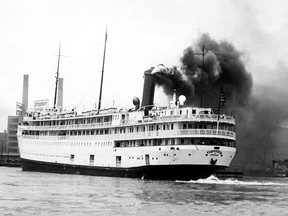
[1,0,288,131]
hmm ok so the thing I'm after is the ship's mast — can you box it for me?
[200,45,205,107]
[194,45,206,107]
[98,28,108,111]
[53,41,61,109]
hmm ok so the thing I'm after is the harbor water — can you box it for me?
[0,167,287,216]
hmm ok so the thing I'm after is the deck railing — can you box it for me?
[22,113,235,131]
[120,114,234,125]
[22,122,113,131]
[20,128,236,141]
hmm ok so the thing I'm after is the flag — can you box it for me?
[220,87,226,107]
[16,102,23,116]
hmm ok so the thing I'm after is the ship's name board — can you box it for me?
[34,99,49,110]
[206,149,223,157]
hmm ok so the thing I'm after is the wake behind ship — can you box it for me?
[17,69,236,181]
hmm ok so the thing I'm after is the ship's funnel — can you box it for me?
[141,69,156,113]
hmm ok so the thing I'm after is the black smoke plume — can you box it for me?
[153,33,253,108]
[149,33,288,171]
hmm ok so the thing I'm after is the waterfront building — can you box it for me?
[7,116,20,159]
[0,131,7,161]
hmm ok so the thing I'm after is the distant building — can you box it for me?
[273,119,288,160]
[272,160,288,177]
[7,116,20,159]
[0,131,7,161]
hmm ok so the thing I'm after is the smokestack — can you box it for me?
[57,78,63,110]
[141,69,156,114]
[22,74,29,112]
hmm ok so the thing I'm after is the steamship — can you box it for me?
[17,35,236,181]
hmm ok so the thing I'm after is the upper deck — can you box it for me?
[22,105,235,130]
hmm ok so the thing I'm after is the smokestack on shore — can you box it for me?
[22,74,29,113]
[141,68,156,114]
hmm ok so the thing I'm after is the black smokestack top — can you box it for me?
[141,67,156,112]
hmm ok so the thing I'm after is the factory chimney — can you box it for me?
[22,74,29,113]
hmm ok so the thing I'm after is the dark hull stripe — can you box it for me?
[21,158,226,181]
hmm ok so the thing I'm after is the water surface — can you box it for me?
[0,167,287,215]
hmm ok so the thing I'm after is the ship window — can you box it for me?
[171,124,174,130]
[70,154,74,162]
[165,139,168,145]
[89,155,94,165]
[116,156,121,167]
[192,110,196,114]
